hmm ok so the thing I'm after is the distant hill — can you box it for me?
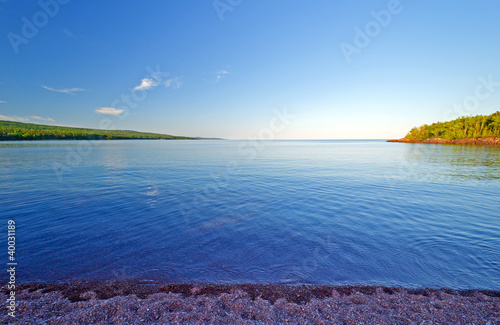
[0,120,194,141]
[403,111,500,140]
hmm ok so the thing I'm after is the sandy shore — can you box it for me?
[2,282,499,324]
[387,137,500,146]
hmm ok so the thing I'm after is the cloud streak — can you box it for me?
[0,101,6,103]
[63,28,74,37]
[30,116,55,122]
[95,107,124,116]
[42,85,85,95]
[216,70,231,82]
[133,71,182,91]
[164,77,182,89]
[0,115,30,122]
[134,78,158,91]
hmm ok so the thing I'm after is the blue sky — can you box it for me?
[1,0,500,139]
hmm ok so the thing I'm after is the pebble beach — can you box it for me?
[2,282,499,324]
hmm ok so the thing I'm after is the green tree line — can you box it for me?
[405,111,500,140]
[0,121,193,141]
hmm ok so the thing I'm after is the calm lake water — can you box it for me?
[0,140,499,289]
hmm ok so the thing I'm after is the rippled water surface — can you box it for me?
[1,140,499,289]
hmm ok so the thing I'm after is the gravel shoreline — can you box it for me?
[2,282,499,324]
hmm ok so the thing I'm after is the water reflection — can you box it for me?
[396,144,500,185]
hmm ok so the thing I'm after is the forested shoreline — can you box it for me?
[0,120,193,140]
[404,111,500,140]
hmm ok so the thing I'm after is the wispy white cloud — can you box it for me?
[164,77,182,89]
[0,114,54,122]
[63,28,73,37]
[0,101,6,103]
[0,115,29,122]
[133,69,182,91]
[216,70,231,82]
[42,85,85,95]
[30,116,55,122]
[95,107,124,116]
[134,78,158,91]
[0,115,16,121]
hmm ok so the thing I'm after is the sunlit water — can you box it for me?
[0,140,499,289]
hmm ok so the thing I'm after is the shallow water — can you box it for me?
[0,140,499,289]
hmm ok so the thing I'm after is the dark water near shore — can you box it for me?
[1,140,499,289]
